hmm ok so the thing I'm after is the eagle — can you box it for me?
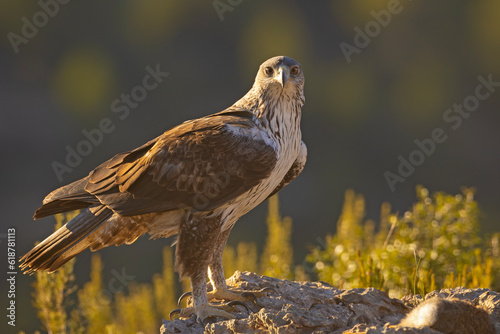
[21,56,306,323]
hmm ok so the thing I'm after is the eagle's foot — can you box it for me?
[178,287,277,307]
[219,287,278,301]
[170,301,249,324]
[208,287,258,303]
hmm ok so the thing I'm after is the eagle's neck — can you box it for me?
[235,86,304,141]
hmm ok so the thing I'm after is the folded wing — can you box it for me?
[34,110,278,219]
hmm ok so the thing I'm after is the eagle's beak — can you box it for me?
[274,68,288,88]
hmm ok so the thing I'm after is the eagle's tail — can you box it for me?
[20,205,113,274]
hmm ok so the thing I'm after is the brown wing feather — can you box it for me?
[34,109,277,219]
[34,177,99,219]
[87,112,277,216]
[34,136,160,219]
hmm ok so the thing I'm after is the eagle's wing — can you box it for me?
[34,137,160,218]
[268,140,307,198]
[35,110,278,218]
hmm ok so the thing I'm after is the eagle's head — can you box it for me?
[234,56,305,118]
[254,56,304,98]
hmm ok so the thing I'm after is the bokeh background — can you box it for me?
[1,0,499,332]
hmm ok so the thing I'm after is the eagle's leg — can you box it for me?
[207,229,232,295]
[206,229,276,302]
[174,213,236,323]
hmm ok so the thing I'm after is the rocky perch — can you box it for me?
[161,271,500,334]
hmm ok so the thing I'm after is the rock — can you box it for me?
[399,297,495,333]
[160,271,500,334]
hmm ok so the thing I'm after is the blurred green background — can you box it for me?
[1,0,500,332]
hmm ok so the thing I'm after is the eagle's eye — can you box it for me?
[264,67,274,76]
[290,66,300,76]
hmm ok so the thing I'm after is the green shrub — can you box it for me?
[260,195,294,280]
[32,212,82,334]
[307,186,499,297]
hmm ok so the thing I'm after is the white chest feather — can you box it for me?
[221,103,302,230]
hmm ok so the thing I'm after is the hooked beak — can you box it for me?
[274,67,288,88]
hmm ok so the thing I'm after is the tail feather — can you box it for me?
[20,205,113,274]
